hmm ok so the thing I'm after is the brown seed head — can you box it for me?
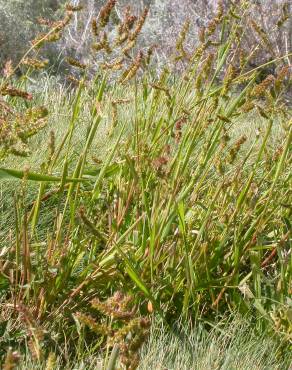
[99,0,116,28]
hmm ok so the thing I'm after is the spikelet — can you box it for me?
[122,6,137,30]
[202,52,215,80]
[75,312,109,334]
[101,57,124,71]
[1,84,33,100]
[229,8,241,20]
[31,31,62,48]
[111,98,131,128]
[22,58,49,70]
[129,8,148,41]
[37,17,54,27]
[175,19,190,61]
[206,1,224,37]
[215,156,225,175]
[250,19,274,54]
[49,130,55,159]
[251,75,275,97]
[54,12,73,31]
[119,51,143,84]
[91,296,136,320]
[241,101,255,113]
[45,353,56,370]
[66,57,87,70]
[92,32,112,54]
[66,4,83,12]
[228,135,247,163]
[275,65,291,91]
[116,6,137,46]
[145,44,156,65]
[92,18,99,36]
[67,74,82,86]
[174,116,188,143]
[176,19,190,52]
[99,0,116,28]
[221,64,236,96]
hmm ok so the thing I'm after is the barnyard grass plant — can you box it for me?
[0,0,291,368]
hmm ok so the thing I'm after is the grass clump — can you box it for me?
[0,0,291,368]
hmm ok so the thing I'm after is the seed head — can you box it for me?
[91,18,99,36]
[251,75,275,97]
[66,4,83,12]
[99,0,116,28]
[22,58,49,70]
[129,8,148,41]
[66,57,87,70]
[1,85,33,100]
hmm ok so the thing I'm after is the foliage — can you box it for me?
[0,0,291,368]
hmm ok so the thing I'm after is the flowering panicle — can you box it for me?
[31,31,62,48]
[33,12,72,47]
[174,116,188,143]
[1,84,33,100]
[129,8,148,41]
[116,6,137,44]
[206,1,224,36]
[275,65,291,91]
[0,106,48,157]
[67,74,82,86]
[75,312,113,335]
[251,74,275,97]
[221,64,236,96]
[99,0,116,28]
[75,292,150,370]
[110,98,131,128]
[92,32,112,54]
[101,57,124,70]
[145,44,156,65]
[91,18,99,36]
[175,19,190,61]
[119,51,143,84]
[65,4,83,12]
[228,135,247,163]
[250,20,274,55]
[22,58,49,70]
[66,57,87,70]
[37,17,54,27]
[122,39,136,57]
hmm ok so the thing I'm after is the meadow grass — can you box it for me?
[0,1,291,369]
[3,316,291,369]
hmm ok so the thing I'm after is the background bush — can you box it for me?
[1,0,291,74]
[0,0,64,70]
